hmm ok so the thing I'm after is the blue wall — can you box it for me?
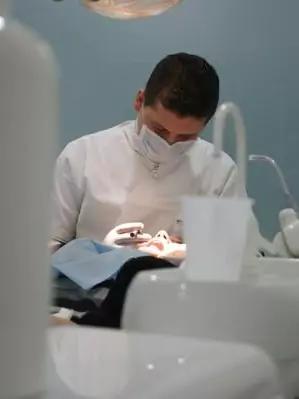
[13,0,299,238]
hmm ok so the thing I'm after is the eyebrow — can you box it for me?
[152,120,201,136]
[152,121,169,132]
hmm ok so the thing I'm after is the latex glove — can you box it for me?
[138,230,186,259]
[103,222,152,247]
[138,230,186,265]
[158,243,186,260]
[137,230,171,256]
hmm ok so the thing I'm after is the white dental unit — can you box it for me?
[0,1,296,398]
[249,154,299,282]
[123,103,299,398]
[48,327,283,399]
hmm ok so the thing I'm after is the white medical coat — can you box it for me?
[51,121,246,248]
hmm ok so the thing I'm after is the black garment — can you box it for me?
[72,256,177,328]
[53,278,113,311]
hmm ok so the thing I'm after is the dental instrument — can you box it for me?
[249,154,299,257]
[213,102,247,195]
[249,154,299,216]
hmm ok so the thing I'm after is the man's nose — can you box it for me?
[165,132,178,145]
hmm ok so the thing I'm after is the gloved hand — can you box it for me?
[158,243,186,260]
[138,230,186,260]
[137,230,171,256]
[103,222,152,247]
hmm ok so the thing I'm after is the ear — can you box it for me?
[134,89,145,112]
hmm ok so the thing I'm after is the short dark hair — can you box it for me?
[144,53,219,122]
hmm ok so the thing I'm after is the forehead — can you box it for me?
[143,101,206,135]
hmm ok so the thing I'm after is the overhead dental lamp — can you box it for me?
[83,0,183,19]
[54,1,183,19]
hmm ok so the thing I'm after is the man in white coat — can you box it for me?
[50,53,248,253]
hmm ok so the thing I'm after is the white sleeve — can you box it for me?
[50,141,85,250]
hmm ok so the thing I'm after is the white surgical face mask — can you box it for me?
[136,117,196,164]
